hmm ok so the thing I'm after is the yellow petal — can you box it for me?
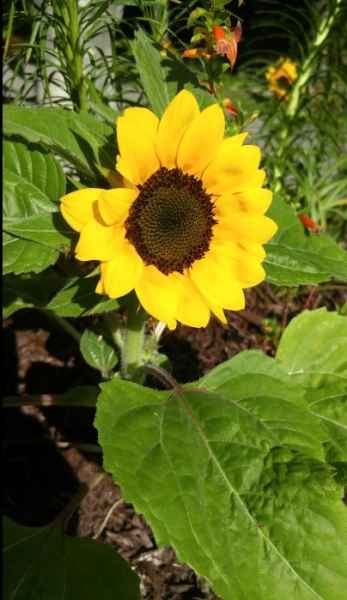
[202,145,261,194]
[166,319,177,330]
[251,169,266,188]
[100,241,143,298]
[76,220,123,262]
[175,274,210,327]
[219,213,278,244]
[156,90,200,168]
[205,133,248,163]
[215,188,273,217]
[209,303,227,324]
[135,266,182,323]
[177,103,225,176]
[190,248,245,311]
[239,241,266,260]
[60,188,103,232]
[231,253,266,287]
[116,107,160,186]
[96,277,104,294]
[98,188,138,225]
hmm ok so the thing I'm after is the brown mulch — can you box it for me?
[3,282,347,599]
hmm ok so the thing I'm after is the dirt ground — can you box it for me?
[3,282,346,599]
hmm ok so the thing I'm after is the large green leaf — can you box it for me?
[131,28,171,117]
[3,273,119,319]
[264,196,347,285]
[3,140,66,274]
[45,276,119,317]
[3,271,62,318]
[3,138,65,204]
[3,517,140,600]
[3,233,59,276]
[3,106,116,177]
[4,213,72,250]
[197,351,325,459]
[95,354,347,600]
[277,308,347,462]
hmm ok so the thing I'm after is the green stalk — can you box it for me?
[40,308,81,343]
[53,0,88,112]
[3,1,16,60]
[273,0,343,194]
[120,294,147,381]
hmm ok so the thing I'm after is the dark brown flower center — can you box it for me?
[125,167,216,275]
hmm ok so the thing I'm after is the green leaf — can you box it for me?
[80,330,118,374]
[3,140,66,274]
[3,273,119,319]
[197,350,325,460]
[96,363,346,599]
[277,308,347,461]
[3,139,65,204]
[3,517,140,600]
[131,28,171,116]
[3,233,59,277]
[56,385,99,407]
[4,213,72,251]
[4,106,116,177]
[264,196,347,285]
[46,276,119,317]
[3,271,62,317]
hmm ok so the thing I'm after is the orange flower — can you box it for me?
[182,47,211,59]
[212,22,242,69]
[223,97,238,117]
[298,213,321,234]
[266,57,298,99]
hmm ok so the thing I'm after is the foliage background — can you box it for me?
[3,1,347,599]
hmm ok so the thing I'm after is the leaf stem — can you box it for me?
[40,308,81,343]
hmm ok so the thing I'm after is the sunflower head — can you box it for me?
[265,57,298,99]
[61,90,277,329]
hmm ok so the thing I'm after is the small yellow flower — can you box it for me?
[61,90,277,329]
[266,57,298,99]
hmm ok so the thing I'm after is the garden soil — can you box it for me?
[3,283,346,599]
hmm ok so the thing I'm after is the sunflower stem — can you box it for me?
[120,294,147,382]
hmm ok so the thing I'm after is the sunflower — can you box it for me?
[265,57,298,99]
[61,90,277,329]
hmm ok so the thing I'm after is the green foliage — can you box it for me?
[3,233,60,277]
[3,2,347,598]
[131,28,171,116]
[277,308,347,465]
[95,334,347,600]
[3,516,140,600]
[3,105,116,179]
[130,27,206,115]
[3,272,120,320]
[80,329,118,376]
[3,140,66,275]
[45,276,119,318]
[265,195,347,285]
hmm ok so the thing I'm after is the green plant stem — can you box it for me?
[53,0,88,112]
[273,0,343,194]
[121,294,147,380]
[3,1,16,60]
[40,309,81,343]
[103,312,124,351]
